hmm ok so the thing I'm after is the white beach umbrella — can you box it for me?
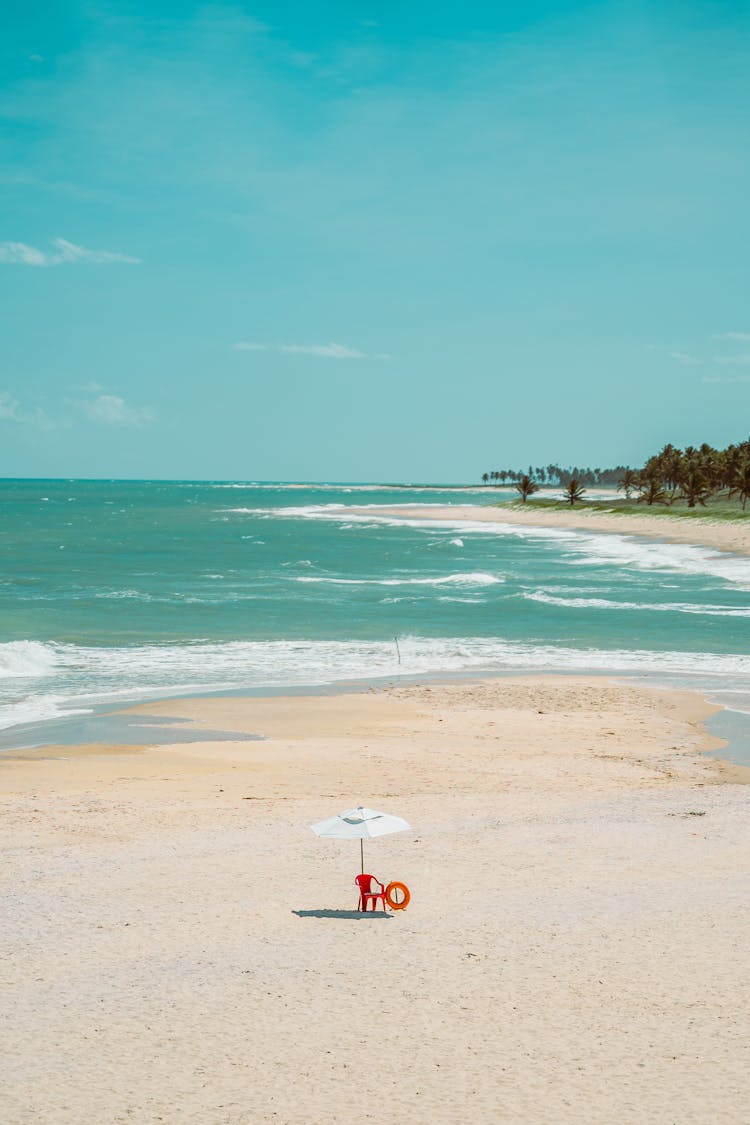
[310,805,411,873]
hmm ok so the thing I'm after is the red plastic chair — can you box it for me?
[355,873,387,912]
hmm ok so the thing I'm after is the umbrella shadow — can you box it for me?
[292,909,393,920]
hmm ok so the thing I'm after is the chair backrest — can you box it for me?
[355,874,376,893]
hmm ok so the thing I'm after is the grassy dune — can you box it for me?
[499,493,750,522]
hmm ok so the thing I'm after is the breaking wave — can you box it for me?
[2,636,750,735]
[525,592,750,617]
[294,572,504,588]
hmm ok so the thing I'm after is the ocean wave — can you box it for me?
[294,572,504,588]
[94,588,152,601]
[0,695,90,731]
[2,636,750,735]
[524,591,750,617]
[561,532,750,587]
[0,641,58,679]
[234,503,750,588]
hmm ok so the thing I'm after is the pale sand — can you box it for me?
[350,503,750,556]
[1,676,749,1124]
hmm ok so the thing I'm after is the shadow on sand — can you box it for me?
[292,909,392,920]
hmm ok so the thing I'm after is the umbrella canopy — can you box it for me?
[310,805,410,872]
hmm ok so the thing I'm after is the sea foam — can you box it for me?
[2,636,750,736]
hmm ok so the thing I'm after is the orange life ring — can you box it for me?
[385,881,410,910]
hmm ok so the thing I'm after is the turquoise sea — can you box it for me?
[1,479,749,751]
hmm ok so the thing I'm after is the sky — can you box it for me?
[1,0,749,482]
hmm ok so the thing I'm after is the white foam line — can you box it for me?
[222,503,750,588]
[2,637,750,735]
[294,572,504,588]
[525,592,750,617]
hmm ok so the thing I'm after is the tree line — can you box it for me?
[482,439,750,508]
[481,465,627,487]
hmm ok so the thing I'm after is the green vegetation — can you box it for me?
[481,463,628,487]
[483,439,750,515]
[562,479,586,506]
[514,474,539,502]
[501,496,749,521]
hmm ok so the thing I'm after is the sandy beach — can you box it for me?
[2,675,749,1124]
[352,503,750,556]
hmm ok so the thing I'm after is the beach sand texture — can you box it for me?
[351,503,750,556]
[2,676,749,1124]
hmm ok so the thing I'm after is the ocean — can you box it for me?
[1,479,749,755]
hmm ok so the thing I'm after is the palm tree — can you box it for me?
[618,469,639,498]
[514,475,539,503]
[562,478,586,506]
[637,476,667,506]
[729,460,750,509]
[679,464,712,508]
[482,472,489,485]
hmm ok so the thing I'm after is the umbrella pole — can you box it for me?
[360,838,364,874]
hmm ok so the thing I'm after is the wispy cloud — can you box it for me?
[84,394,154,425]
[715,353,750,366]
[0,391,56,428]
[0,391,21,421]
[233,340,386,360]
[667,350,702,366]
[280,342,367,359]
[647,344,703,365]
[713,332,750,342]
[0,238,141,266]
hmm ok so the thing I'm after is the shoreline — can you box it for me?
[0,673,746,788]
[349,502,750,556]
[2,668,749,779]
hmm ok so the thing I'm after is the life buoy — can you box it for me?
[385,881,410,910]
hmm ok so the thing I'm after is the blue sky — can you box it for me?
[1,1,749,481]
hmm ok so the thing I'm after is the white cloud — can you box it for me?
[0,238,141,266]
[647,344,702,365]
[0,243,49,266]
[85,394,154,425]
[233,340,382,360]
[279,341,366,359]
[0,391,55,428]
[0,391,21,420]
[715,353,750,366]
[713,332,750,342]
[53,238,141,264]
[667,351,702,365]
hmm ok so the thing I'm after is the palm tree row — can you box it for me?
[629,439,750,508]
[513,475,586,505]
[483,438,750,509]
[481,464,631,487]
